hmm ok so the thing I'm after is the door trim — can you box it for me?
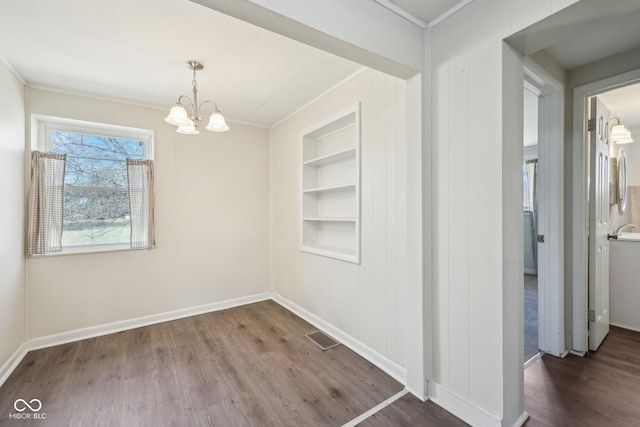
[571,68,640,354]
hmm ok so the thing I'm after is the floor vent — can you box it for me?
[305,330,341,350]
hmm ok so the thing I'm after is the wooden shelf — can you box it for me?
[303,183,356,193]
[300,105,360,264]
[303,217,356,222]
[303,147,356,167]
[301,243,357,262]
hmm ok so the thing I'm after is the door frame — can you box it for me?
[524,59,565,357]
[571,67,640,354]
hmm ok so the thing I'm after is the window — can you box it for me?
[34,116,153,252]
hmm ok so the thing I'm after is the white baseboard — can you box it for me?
[28,292,272,351]
[523,351,542,368]
[512,411,530,427]
[406,383,427,402]
[610,322,640,333]
[0,342,28,388]
[271,292,408,386]
[427,381,501,427]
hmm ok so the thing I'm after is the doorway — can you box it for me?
[572,71,640,353]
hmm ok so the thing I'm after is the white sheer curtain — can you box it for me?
[524,159,538,269]
[27,151,67,255]
[523,160,538,213]
[127,159,155,249]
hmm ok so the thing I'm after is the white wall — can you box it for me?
[610,240,640,331]
[429,0,578,423]
[523,88,539,148]
[0,60,26,369]
[626,128,640,187]
[26,89,270,339]
[270,69,419,385]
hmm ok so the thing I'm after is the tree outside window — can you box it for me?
[50,130,146,247]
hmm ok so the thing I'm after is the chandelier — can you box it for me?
[164,60,229,134]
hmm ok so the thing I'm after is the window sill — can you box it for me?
[29,243,152,258]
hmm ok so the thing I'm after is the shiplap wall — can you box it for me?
[0,60,26,370]
[270,69,412,375]
[429,0,578,423]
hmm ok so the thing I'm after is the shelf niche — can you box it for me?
[301,104,360,263]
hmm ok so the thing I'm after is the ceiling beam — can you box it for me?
[190,0,423,79]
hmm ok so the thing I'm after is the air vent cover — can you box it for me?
[305,330,340,350]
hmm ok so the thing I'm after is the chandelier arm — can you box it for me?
[177,95,194,109]
[177,95,197,123]
[198,100,220,115]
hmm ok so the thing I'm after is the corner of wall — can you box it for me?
[267,125,275,294]
[501,41,525,427]
[0,57,28,373]
[421,25,433,390]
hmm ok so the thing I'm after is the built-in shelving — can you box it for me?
[300,104,360,263]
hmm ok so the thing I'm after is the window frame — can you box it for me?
[32,115,154,256]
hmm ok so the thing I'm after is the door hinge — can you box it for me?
[588,309,596,322]
[588,118,595,132]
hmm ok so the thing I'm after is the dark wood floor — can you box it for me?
[524,326,640,427]
[359,393,468,426]
[0,300,465,426]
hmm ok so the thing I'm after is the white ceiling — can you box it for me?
[0,0,475,128]
[379,0,468,25]
[0,0,364,127]
[5,0,637,132]
[544,8,640,70]
[599,81,640,132]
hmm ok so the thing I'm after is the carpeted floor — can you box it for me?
[524,274,539,362]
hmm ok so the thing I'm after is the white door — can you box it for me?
[588,97,610,351]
